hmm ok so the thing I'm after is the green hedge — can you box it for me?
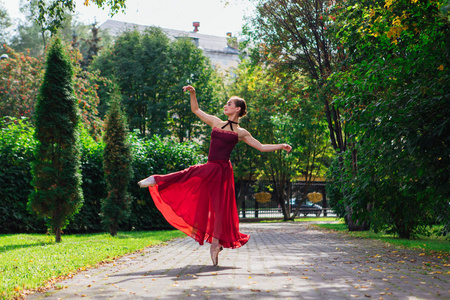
[0,118,43,233]
[0,117,206,234]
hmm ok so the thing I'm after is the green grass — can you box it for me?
[294,217,342,223]
[0,230,185,299]
[315,223,450,260]
[260,217,342,223]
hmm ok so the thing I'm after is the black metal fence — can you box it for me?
[235,180,333,219]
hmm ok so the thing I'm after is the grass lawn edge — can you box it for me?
[312,223,450,263]
[2,231,185,300]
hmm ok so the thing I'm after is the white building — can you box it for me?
[99,20,240,73]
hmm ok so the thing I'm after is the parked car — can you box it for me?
[279,199,323,217]
[298,201,322,217]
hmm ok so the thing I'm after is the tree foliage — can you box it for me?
[0,2,11,45]
[245,0,449,237]
[101,89,133,236]
[0,46,43,119]
[243,0,339,221]
[92,28,222,139]
[245,0,346,154]
[0,44,108,139]
[28,36,84,243]
[327,0,450,238]
[229,61,332,220]
[166,37,219,142]
[35,0,126,35]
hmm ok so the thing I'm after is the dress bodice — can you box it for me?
[208,127,238,162]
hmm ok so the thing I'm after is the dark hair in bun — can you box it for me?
[230,96,247,117]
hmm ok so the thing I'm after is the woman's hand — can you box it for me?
[183,85,195,93]
[282,144,292,153]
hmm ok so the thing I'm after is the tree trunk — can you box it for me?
[280,199,289,221]
[110,221,118,237]
[236,179,251,214]
[345,206,370,231]
[55,227,62,243]
[289,181,312,220]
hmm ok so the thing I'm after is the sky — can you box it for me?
[3,0,255,37]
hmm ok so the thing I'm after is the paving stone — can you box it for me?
[26,222,450,299]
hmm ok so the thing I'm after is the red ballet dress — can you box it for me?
[148,126,250,249]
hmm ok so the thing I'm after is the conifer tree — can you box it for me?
[102,89,133,236]
[29,36,83,243]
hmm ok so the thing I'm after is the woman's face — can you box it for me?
[223,99,239,116]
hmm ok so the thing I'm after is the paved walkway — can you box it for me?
[27,222,449,299]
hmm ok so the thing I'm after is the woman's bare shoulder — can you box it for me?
[210,118,224,128]
[237,127,251,139]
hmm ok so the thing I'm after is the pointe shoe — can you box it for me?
[210,244,223,266]
[138,176,156,188]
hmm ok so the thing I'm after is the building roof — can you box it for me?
[99,20,239,55]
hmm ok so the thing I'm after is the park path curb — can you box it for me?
[27,222,449,299]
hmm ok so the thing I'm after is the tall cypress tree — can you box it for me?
[29,36,83,243]
[102,89,133,236]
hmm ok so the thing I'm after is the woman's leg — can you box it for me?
[210,237,223,266]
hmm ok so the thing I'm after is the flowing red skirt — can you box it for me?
[149,160,250,249]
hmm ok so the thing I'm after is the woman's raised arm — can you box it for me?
[183,85,221,127]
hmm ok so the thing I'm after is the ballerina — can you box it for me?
[138,85,292,266]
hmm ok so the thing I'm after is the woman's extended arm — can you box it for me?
[241,129,292,153]
[183,85,221,127]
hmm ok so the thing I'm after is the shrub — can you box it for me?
[0,117,206,234]
[0,117,46,233]
[102,93,134,236]
[124,133,207,230]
